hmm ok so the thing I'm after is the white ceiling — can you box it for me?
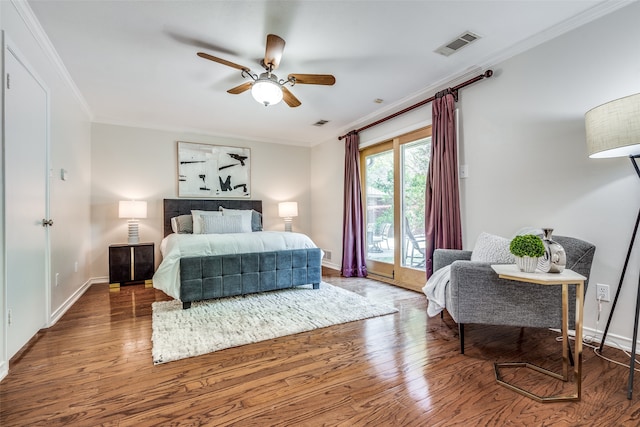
[27,0,625,146]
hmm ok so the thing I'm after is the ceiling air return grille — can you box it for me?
[435,31,481,57]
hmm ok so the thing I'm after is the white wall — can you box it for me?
[90,123,312,279]
[0,2,5,380]
[311,2,640,349]
[1,0,92,377]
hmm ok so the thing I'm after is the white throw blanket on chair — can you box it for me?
[422,265,451,317]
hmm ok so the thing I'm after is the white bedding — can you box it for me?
[153,231,320,299]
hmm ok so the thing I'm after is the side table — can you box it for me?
[491,264,586,402]
[109,243,155,288]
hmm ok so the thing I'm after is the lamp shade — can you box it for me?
[251,75,283,106]
[585,93,640,158]
[278,202,298,218]
[119,200,147,219]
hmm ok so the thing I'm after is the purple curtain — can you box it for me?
[341,132,367,277]
[425,90,462,278]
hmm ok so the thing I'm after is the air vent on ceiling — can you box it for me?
[313,120,329,127]
[435,31,481,57]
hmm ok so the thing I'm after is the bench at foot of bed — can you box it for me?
[181,282,320,309]
[179,248,322,309]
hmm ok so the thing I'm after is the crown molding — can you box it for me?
[477,0,633,70]
[92,117,313,148]
[11,0,93,120]
[337,0,633,141]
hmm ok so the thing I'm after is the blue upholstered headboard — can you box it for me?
[163,199,263,237]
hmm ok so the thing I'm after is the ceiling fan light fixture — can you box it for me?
[251,74,283,106]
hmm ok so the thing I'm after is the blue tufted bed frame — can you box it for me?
[163,199,322,309]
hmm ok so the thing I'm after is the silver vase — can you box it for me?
[537,228,566,273]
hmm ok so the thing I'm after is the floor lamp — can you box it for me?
[585,93,640,399]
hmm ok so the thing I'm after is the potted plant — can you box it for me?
[510,234,545,273]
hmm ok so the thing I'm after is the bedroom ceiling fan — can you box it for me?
[197,34,335,107]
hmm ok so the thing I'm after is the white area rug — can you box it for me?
[151,282,398,364]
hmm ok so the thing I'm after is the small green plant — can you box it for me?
[510,234,545,258]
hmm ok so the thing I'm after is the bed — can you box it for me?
[153,199,322,308]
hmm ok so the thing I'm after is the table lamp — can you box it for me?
[119,200,147,244]
[278,201,298,232]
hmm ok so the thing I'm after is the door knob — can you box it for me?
[42,219,54,227]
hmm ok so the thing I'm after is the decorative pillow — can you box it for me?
[170,214,193,234]
[471,232,514,264]
[250,210,263,231]
[191,210,223,234]
[219,207,254,233]
[202,214,244,234]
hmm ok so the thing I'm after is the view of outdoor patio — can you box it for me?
[365,138,430,270]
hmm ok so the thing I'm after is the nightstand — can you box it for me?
[109,243,155,287]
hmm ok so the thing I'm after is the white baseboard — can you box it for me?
[550,326,637,353]
[322,261,341,271]
[91,276,109,285]
[0,360,8,382]
[582,326,638,354]
[48,278,93,327]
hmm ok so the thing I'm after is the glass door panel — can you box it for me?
[363,145,394,278]
[360,127,431,291]
[401,139,430,270]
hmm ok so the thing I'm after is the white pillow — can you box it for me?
[219,207,253,233]
[191,210,223,234]
[170,214,193,234]
[471,232,514,264]
[202,215,244,234]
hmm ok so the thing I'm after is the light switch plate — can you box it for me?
[459,164,469,179]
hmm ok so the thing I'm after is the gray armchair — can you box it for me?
[433,235,596,353]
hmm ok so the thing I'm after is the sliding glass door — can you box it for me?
[361,127,431,291]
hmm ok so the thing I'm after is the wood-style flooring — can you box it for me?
[2,271,640,426]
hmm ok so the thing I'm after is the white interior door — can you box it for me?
[5,40,50,359]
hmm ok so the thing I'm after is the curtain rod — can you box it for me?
[338,70,493,140]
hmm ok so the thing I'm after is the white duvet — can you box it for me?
[153,231,320,299]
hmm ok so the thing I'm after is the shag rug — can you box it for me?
[151,282,398,364]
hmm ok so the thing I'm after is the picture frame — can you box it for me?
[177,141,251,198]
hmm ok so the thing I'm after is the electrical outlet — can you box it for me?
[324,250,332,261]
[596,284,610,302]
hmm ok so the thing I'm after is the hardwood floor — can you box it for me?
[2,273,640,426]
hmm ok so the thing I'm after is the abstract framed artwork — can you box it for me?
[177,141,251,198]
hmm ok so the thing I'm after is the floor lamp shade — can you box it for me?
[119,200,147,244]
[278,202,298,232]
[585,93,640,158]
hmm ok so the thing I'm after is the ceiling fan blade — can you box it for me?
[197,52,250,72]
[288,74,336,85]
[282,87,301,108]
[264,34,285,70]
[227,82,253,95]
